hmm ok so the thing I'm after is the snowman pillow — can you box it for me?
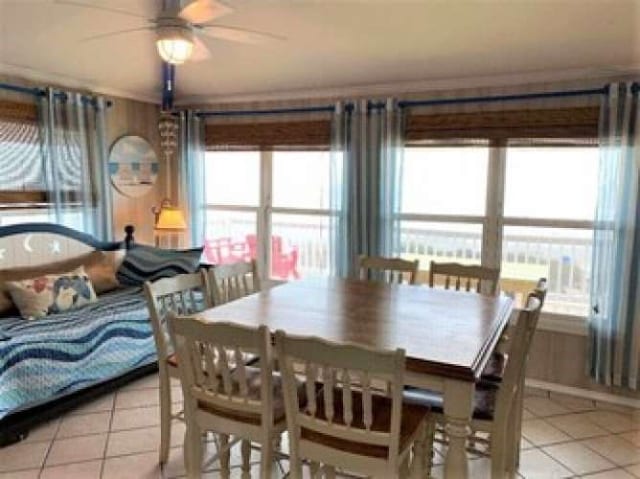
[6,266,98,319]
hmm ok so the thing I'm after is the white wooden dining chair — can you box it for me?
[428,261,500,295]
[405,286,545,478]
[275,331,429,479]
[208,260,261,306]
[143,271,213,465]
[169,316,287,479]
[358,255,419,285]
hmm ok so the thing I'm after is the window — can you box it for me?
[502,144,598,316]
[400,141,598,317]
[203,150,333,280]
[400,145,489,280]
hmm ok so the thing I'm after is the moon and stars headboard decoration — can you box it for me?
[0,223,135,270]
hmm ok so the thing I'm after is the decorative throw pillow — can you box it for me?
[6,266,98,319]
[116,245,204,286]
[0,249,124,316]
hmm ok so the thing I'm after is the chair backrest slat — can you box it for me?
[169,316,272,420]
[493,281,546,426]
[429,261,500,295]
[209,260,260,306]
[276,331,406,467]
[143,272,213,367]
[358,255,419,285]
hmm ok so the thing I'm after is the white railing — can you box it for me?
[205,217,592,315]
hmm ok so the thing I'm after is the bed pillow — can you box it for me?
[116,245,204,286]
[0,249,124,317]
[6,266,98,319]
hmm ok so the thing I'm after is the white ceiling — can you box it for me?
[1,0,639,104]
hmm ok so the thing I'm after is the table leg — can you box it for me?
[443,379,475,479]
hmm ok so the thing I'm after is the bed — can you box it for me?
[0,223,157,446]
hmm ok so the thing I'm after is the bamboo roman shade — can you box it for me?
[0,100,45,203]
[205,119,332,150]
[405,106,600,141]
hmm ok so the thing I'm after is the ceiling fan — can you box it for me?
[55,0,285,64]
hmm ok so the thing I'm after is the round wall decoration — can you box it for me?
[108,135,159,198]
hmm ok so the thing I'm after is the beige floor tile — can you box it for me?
[620,430,640,448]
[106,426,160,457]
[110,405,160,431]
[163,446,187,479]
[40,459,103,479]
[584,410,639,434]
[45,433,107,466]
[524,387,549,398]
[522,409,536,420]
[0,441,50,473]
[551,413,609,439]
[120,373,160,391]
[0,469,40,479]
[581,435,640,466]
[57,411,111,438]
[581,469,636,479]
[549,392,596,412]
[626,463,640,477]
[543,441,615,475]
[21,419,60,444]
[521,437,534,450]
[115,386,182,409]
[523,397,571,417]
[68,393,114,415]
[517,448,573,479]
[521,419,572,446]
[595,401,637,415]
[102,451,163,479]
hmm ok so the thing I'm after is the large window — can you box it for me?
[399,141,598,317]
[203,150,332,280]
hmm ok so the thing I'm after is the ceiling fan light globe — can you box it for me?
[156,37,194,64]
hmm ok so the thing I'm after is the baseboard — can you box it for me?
[525,378,640,409]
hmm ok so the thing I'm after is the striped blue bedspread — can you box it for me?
[0,287,156,420]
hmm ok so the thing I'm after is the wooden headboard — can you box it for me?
[0,223,134,269]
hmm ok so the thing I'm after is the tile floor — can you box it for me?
[0,374,638,478]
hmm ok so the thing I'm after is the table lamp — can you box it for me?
[153,199,187,247]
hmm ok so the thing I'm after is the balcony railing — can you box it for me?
[205,217,592,316]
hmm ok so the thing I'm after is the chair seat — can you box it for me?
[197,367,304,426]
[403,385,497,422]
[480,352,507,386]
[301,388,429,459]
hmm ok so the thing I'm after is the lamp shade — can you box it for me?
[155,206,187,231]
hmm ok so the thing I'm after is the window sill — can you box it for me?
[536,312,588,336]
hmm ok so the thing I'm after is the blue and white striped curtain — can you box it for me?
[37,89,112,239]
[179,111,206,248]
[329,98,405,277]
[589,82,640,390]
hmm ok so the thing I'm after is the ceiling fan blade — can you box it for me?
[80,27,154,42]
[189,36,212,62]
[179,0,232,24]
[196,24,286,45]
[53,0,149,19]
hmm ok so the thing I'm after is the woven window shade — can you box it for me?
[0,100,38,124]
[405,107,600,141]
[205,119,332,150]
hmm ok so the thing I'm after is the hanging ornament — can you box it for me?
[158,111,179,162]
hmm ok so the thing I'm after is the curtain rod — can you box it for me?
[0,82,112,108]
[196,104,343,117]
[395,86,610,110]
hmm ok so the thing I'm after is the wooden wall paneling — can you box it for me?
[106,97,164,245]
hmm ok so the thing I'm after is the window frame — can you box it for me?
[203,150,333,282]
[400,139,596,328]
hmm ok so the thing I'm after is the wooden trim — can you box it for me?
[0,100,38,123]
[0,191,47,204]
[405,107,600,140]
[205,119,332,150]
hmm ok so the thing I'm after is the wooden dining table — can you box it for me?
[199,277,514,479]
